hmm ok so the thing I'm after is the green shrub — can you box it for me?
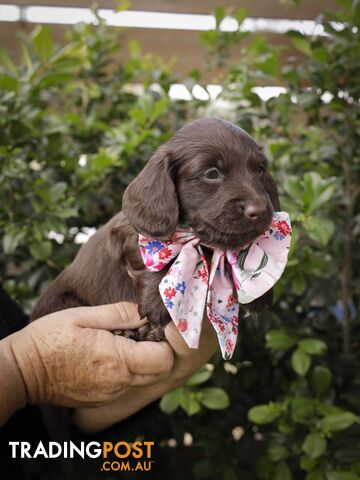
[1,1,359,479]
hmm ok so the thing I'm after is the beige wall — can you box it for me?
[0,1,337,81]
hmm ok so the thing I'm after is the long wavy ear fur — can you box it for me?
[265,173,280,211]
[122,145,179,237]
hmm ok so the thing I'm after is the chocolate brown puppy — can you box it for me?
[32,117,280,339]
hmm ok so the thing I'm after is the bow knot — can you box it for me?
[139,212,291,359]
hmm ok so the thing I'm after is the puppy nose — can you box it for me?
[237,200,265,220]
[244,202,265,220]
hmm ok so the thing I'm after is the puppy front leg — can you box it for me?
[136,270,171,341]
[115,269,170,342]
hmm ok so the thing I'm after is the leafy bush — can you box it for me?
[1,1,359,479]
[0,13,179,311]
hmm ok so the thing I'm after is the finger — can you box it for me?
[70,302,148,330]
[165,316,218,357]
[165,322,193,355]
[116,338,174,378]
[130,372,172,387]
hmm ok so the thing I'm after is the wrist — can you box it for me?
[8,325,48,405]
[0,335,28,425]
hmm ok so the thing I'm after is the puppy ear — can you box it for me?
[106,214,127,260]
[265,174,280,211]
[122,146,179,237]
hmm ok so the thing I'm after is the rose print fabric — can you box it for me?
[139,212,291,359]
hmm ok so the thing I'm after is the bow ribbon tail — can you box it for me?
[207,250,239,360]
[159,241,208,349]
[229,212,292,304]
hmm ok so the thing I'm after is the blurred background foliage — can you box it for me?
[0,0,360,479]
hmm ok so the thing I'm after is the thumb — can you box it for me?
[69,302,147,331]
[115,337,174,385]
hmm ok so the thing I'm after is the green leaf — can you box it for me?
[300,455,318,472]
[116,0,131,12]
[91,152,116,171]
[248,403,282,425]
[31,25,54,63]
[292,274,307,295]
[187,367,213,386]
[327,472,360,480]
[234,7,248,25]
[38,73,73,88]
[302,432,327,459]
[179,390,202,416]
[214,6,226,28]
[311,366,332,396]
[44,217,68,235]
[311,184,336,210]
[0,48,18,74]
[312,47,329,64]
[298,339,327,355]
[199,388,230,410]
[321,412,359,432]
[302,172,323,211]
[257,52,280,76]
[305,467,327,480]
[36,186,52,205]
[273,461,293,480]
[266,330,297,350]
[50,182,67,203]
[283,175,303,199]
[291,398,315,423]
[301,172,336,213]
[128,39,141,58]
[316,402,343,416]
[278,419,294,434]
[29,241,52,261]
[304,217,335,246]
[268,443,288,462]
[288,30,312,56]
[56,207,78,219]
[269,140,291,160]
[3,230,26,255]
[20,42,34,74]
[187,397,201,416]
[0,74,18,91]
[151,97,169,122]
[291,348,311,376]
[52,43,89,70]
[130,106,148,125]
[160,389,182,414]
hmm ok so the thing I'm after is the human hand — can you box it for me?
[73,314,218,432]
[0,302,174,425]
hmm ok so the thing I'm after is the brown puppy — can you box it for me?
[32,117,280,339]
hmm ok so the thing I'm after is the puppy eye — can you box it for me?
[258,164,266,174]
[205,168,221,180]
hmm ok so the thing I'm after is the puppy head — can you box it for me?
[123,117,279,248]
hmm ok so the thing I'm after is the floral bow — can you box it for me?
[139,212,291,359]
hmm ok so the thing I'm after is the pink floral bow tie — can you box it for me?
[139,212,291,359]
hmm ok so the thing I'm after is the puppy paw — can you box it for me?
[138,303,171,329]
[113,324,166,342]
